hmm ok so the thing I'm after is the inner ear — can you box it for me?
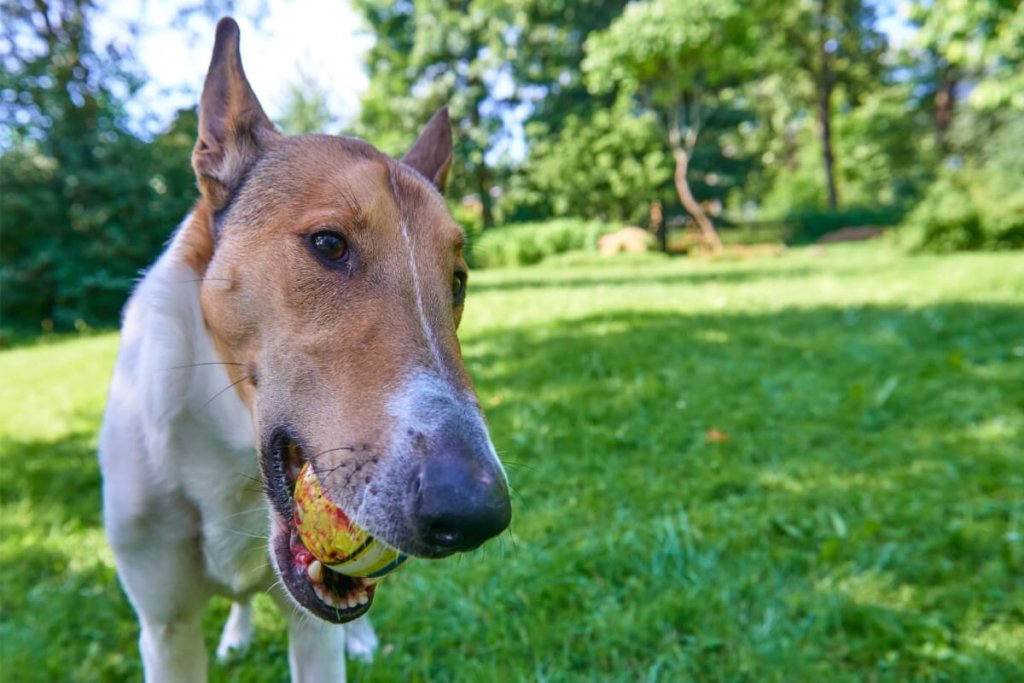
[401,107,452,193]
[192,17,279,210]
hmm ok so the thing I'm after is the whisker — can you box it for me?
[164,361,245,370]
[208,506,268,523]
[199,375,251,411]
[507,482,527,506]
[500,459,536,473]
[504,527,520,556]
[307,445,358,461]
[226,529,270,540]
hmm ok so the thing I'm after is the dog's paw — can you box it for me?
[216,602,254,661]
[345,615,379,664]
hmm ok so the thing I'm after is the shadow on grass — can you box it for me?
[0,545,138,682]
[0,429,102,527]
[0,428,141,681]
[469,265,823,293]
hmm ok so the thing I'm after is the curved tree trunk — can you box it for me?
[671,145,723,253]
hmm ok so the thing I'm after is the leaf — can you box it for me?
[705,427,730,443]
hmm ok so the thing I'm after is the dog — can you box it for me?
[99,17,511,682]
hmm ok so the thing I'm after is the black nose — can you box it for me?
[410,427,511,554]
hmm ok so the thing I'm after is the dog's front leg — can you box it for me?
[272,588,348,682]
[139,612,207,683]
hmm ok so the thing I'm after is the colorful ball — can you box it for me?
[293,462,407,578]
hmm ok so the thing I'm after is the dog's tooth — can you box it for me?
[356,591,369,605]
[307,559,323,583]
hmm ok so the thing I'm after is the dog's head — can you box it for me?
[186,19,510,622]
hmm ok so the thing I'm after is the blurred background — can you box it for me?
[1,1,1022,681]
[2,0,1021,332]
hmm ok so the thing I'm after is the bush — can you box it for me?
[903,114,1024,252]
[471,219,621,268]
[903,172,1024,252]
[0,110,199,332]
[785,206,906,244]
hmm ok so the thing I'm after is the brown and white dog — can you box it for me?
[99,18,510,682]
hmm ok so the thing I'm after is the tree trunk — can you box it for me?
[475,161,495,229]
[649,201,666,252]
[467,76,495,229]
[934,69,956,149]
[817,0,839,211]
[671,142,723,253]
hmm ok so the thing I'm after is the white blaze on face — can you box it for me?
[397,218,448,378]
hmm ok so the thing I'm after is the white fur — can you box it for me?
[100,221,375,682]
[397,218,446,374]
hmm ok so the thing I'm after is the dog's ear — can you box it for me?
[192,17,279,210]
[401,107,452,193]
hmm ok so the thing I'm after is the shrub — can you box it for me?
[785,206,906,244]
[471,219,621,268]
[903,114,1024,252]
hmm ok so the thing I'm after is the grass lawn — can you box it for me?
[1,242,1022,681]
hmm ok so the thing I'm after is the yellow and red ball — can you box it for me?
[293,462,407,578]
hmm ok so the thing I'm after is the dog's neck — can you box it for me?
[125,214,255,456]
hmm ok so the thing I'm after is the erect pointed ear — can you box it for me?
[401,107,452,193]
[192,17,279,210]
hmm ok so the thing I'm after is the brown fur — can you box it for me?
[186,132,470,494]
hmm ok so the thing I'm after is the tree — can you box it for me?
[584,0,757,251]
[353,0,515,228]
[1,0,197,329]
[512,99,672,223]
[503,0,628,136]
[277,72,336,135]
[909,0,1024,115]
[764,0,887,211]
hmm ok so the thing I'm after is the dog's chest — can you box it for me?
[190,455,273,598]
[174,415,271,598]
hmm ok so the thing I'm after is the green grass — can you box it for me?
[2,243,1022,681]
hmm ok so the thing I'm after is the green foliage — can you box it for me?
[0,2,198,331]
[909,0,1024,111]
[506,0,628,130]
[1,111,198,331]
[505,101,671,223]
[752,87,932,219]
[3,244,1024,680]
[352,0,518,225]
[786,206,906,244]
[903,116,1024,252]
[277,72,336,135]
[583,0,750,101]
[471,218,619,267]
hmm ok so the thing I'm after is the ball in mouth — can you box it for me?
[293,461,408,578]
[264,431,404,623]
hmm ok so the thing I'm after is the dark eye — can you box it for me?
[311,231,348,262]
[452,271,467,306]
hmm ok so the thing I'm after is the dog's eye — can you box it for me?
[311,231,348,262]
[452,271,467,306]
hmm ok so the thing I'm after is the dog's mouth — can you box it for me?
[264,430,378,623]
